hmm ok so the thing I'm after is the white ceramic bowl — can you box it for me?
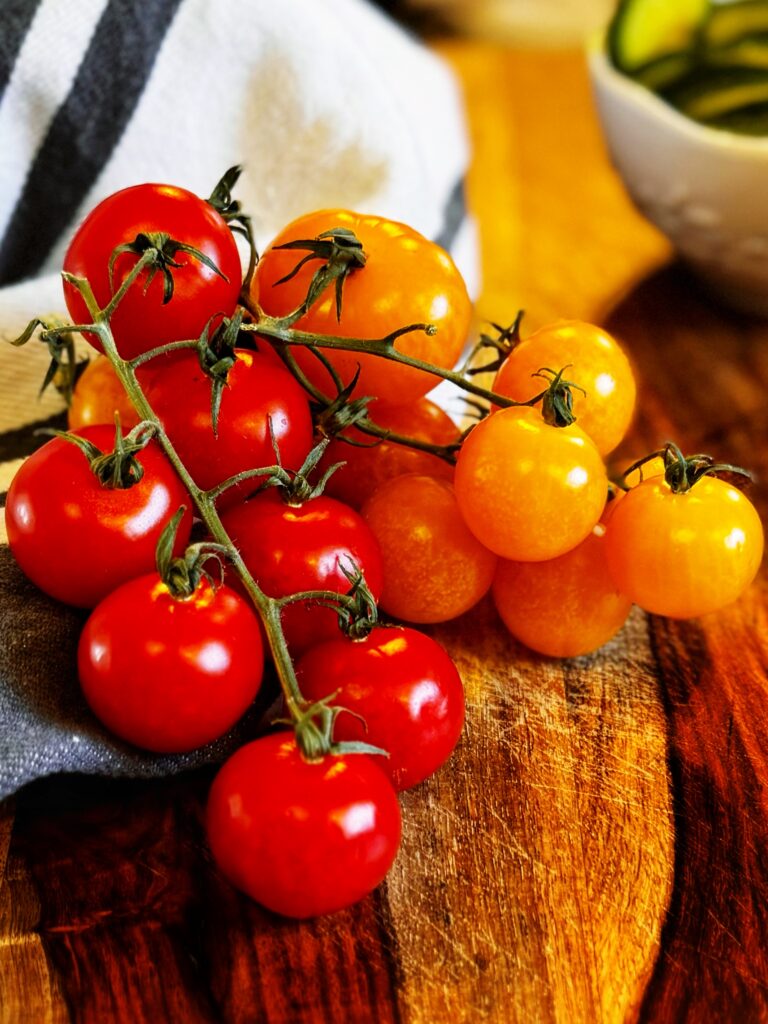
[589,42,768,316]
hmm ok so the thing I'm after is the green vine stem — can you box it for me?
[245,314,538,411]
[275,342,463,465]
[57,257,311,727]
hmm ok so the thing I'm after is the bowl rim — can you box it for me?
[587,33,768,153]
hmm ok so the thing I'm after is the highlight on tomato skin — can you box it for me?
[603,474,765,620]
[78,574,264,753]
[492,514,633,658]
[453,407,608,563]
[251,209,472,406]
[296,625,465,790]
[362,473,498,624]
[205,732,402,919]
[492,320,637,457]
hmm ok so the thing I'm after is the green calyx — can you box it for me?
[155,506,230,599]
[207,165,258,291]
[284,693,388,763]
[533,365,586,428]
[273,227,366,322]
[261,434,341,506]
[109,231,228,306]
[195,311,246,436]
[335,563,379,641]
[49,417,156,489]
[624,442,753,494]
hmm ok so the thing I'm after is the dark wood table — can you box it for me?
[2,42,767,1023]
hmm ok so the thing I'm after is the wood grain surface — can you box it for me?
[2,42,768,1024]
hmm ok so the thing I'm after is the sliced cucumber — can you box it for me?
[608,0,709,72]
[705,99,768,133]
[663,67,768,120]
[704,32,768,70]
[633,51,698,90]
[700,0,768,48]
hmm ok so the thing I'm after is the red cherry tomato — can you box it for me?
[145,349,313,507]
[297,626,465,790]
[78,575,264,752]
[220,491,384,656]
[4,425,192,607]
[321,397,459,510]
[206,731,401,918]
[251,210,471,405]
[63,183,242,360]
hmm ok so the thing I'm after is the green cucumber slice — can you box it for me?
[700,0,768,48]
[663,67,768,120]
[704,32,768,70]
[608,0,709,72]
[705,99,768,133]
[633,51,698,89]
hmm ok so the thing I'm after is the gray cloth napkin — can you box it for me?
[0,544,272,799]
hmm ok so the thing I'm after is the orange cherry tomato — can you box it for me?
[604,474,764,619]
[362,474,497,623]
[492,320,636,456]
[322,397,459,509]
[68,356,140,430]
[454,406,608,562]
[492,507,633,658]
[251,211,472,405]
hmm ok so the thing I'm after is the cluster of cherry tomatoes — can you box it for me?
[5,172,765,918]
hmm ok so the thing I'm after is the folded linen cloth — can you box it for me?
[0,0,475,797]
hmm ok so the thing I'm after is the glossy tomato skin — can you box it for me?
[68,355,141,431]
[492,321,636,457]
[492,513,633,658]
[604,475,764,618]
[78,575,264,752]
[220,491,384,656]
[63,184,242,360]
[5,425,192,607]
[145,349,313,508]
[362,474,497,623]
[251,210,471,405]
[321,397,459,510]
[297,626,465,790]
[206,732,401,918]
[454,407,608,562]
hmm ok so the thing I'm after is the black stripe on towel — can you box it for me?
[433,177,467,254]
[0,410,67,463]
[0,0,42,103]
[0,0,184,286]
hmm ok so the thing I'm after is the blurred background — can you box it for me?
[377,0,615,45]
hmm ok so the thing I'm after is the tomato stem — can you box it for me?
[245,317,525,409]
[54,269,313,733]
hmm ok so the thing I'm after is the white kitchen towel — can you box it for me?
[0,0,476,796]
[0,0,477,503]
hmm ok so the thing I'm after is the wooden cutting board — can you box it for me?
[1,43,767,1024]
